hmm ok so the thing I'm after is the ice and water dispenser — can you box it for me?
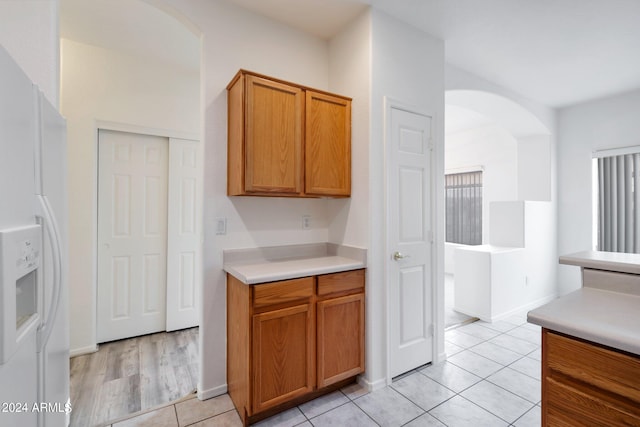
[0,224,41,364]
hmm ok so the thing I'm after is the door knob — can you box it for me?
[393,252,409,261]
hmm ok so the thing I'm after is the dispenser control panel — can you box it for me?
[0,224,42,364]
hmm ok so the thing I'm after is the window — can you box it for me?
[445,171,483,245]
[596,153,640,253]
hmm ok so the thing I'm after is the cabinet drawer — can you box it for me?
[253,277,314,309]
[545,331,640,405]
[545,377,640,426]
[317,269,364,296]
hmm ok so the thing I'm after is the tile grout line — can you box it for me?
[182,407,238,427]
[349,394,384,427]
[114,320,540,427]
[444,320,541,424]
[410,322,542,425]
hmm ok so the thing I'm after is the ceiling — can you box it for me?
[59,0,640,109]
[222,0,640,109]
[60,0,200,70]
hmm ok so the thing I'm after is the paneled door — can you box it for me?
[166,138,201,331]
[97,130,168,342]
[387,104,434,378]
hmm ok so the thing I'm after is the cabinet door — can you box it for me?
[317,293,364,388]
[252,303,315,413]
[305,91,351,196]
[245,75,304,194]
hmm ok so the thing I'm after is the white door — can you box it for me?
[166,138,201,331]
[97,130,168,342]
[387,105,434,378]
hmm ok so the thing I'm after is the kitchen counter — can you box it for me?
[559,250,640,275]
[224,255,365,284]
[223,243,367,284]
[527,287,640,355]
[528,250,640,355]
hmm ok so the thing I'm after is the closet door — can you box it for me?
[97,130,168,342]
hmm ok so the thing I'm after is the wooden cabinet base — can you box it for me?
[227,270,366,426]
[237,377,356,426]
[542,329,640,426]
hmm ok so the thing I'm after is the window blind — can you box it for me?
[597,153,640,253]
[445,171,483,245]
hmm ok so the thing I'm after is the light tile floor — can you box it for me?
[107,313,541,427]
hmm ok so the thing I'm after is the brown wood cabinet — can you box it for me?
[252,303,315,413]
[227,70,351,198]
[227,269,365,425]
[542,329,640,426]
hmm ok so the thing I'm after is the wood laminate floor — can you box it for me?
[69,327,199,427]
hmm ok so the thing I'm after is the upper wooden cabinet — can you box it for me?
[227,70,351,197]
[305,91,351,196]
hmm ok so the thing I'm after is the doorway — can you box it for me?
[444,90,554,325]
[97,129,201,343]
[386,101,435,378]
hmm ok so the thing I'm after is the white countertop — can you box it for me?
[224,255,365,284]
[528,287,640,355]
[560,250,640,274]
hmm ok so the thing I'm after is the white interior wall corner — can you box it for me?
[0,0,60,106]
[370,8,445,382]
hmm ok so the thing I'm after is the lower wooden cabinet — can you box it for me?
[542,329,640,426]
[317,293,364,388]
[252,303,315,413]
[227,269,365,425]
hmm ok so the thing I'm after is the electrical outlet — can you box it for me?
[302,215,311,230]
[215,217,227,235]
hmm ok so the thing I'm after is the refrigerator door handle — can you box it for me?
[35,194,63,352]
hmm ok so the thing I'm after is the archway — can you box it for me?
[444,89,554,328]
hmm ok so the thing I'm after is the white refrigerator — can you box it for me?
[0,45,70,427]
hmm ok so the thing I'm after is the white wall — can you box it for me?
[0,0,60,106]
[151,0,333,398]
[445,124,519,243]
[60,38,200,353]
[150,1,444,395]
[557,88,640,295]
[327,11,371,249]
[370,9,445,384]
[455,201,556,321]
[518,135,551,201]
[445,65,558,303]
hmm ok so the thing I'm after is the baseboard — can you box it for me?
[358,376,386,392]
[69,344,98,358]
[197,383,228,400]
[489,293,558,323]
[435,351,447,364]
